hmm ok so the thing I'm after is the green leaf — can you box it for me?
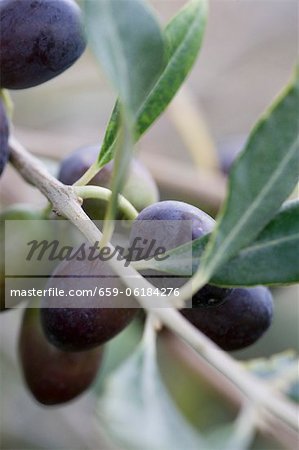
[212,200,299,286]
[85,0,165,116]
[198,67,299,282]
[98,0,208,167]
[104,113,134,223]
[133,233,207,276]
[97,327,207,450]
[136,0,208,136]
[93,320,142,392]
[244,351,299,403]
[85,0,165,224]
[99,101,121,167]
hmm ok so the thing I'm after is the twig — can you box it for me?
[261,410,299,450]
[162,332,298,449]
[74,185,138,220]
[141,151,226,213]
[8,136,299,435]
[167,85,219,171]
[162,331,245,408]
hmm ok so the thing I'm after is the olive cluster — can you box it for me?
[36,201,273,390]
[129,201,273,352]
[1,199,273,406]
[0,0,273,407]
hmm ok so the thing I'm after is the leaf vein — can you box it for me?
[237,233,299,256]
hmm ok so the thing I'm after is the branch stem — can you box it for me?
[8,136,299,434]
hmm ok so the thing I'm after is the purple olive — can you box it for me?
[0,0,86,89]
[19,304,104,405]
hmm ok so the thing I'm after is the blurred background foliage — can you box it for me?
[0,1,298,449]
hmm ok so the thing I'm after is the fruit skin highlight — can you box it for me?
[0,99,9,176]
[19,304,104,405]
[182,286,274,351]
[0,0,86,89]
[58,145,159,219]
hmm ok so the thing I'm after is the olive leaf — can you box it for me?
[96,327,207,450]
[84,0,165,117]
[136,0,208,137]
[93,319,142,388]
[84,0,165,222]
[211,199,299,286]
[104,114,134,223]
[197,66,299,282]
[132,233,207,276]
[97,0,208,167]
[134,200,299,286]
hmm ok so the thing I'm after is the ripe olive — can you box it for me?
[0,0,86,89]
[182,286,274,351]
[41,255,138,351]
[19,303,104,405]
